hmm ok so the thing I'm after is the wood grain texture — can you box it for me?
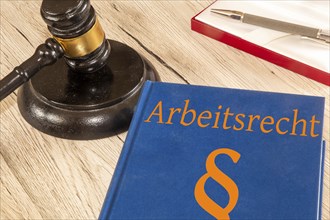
[0,1,329,219]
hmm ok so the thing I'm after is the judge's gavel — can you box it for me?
[0,0,159,139]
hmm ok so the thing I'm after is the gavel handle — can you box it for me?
[0,38,63,101]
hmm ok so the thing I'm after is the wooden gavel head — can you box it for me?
[2,0,160,140]
[41,0,111,73]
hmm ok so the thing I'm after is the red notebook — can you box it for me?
[191,1,330,86]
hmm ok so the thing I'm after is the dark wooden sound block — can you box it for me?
[17,40,160,140]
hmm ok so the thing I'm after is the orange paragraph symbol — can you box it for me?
[194,148,241,220]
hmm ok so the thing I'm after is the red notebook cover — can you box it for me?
[191,1,330,86]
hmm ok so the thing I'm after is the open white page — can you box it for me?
[195,1,330,73]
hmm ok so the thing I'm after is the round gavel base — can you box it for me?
[17,40,159,140]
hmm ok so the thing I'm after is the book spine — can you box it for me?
[317,140,326,220]
[98,81,154,220]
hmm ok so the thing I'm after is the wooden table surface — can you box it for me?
[0,1,329,219]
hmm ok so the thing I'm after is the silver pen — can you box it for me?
[211,9,330,43]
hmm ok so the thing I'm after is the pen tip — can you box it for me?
[210,9,243,20]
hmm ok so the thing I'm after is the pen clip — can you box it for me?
[301,36,330,46]
[317,29,330,43]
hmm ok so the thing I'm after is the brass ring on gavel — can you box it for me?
[53,18,105,58]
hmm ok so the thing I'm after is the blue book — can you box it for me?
[99,82,325,220]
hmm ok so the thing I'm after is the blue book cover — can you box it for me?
[99,81,325,220]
